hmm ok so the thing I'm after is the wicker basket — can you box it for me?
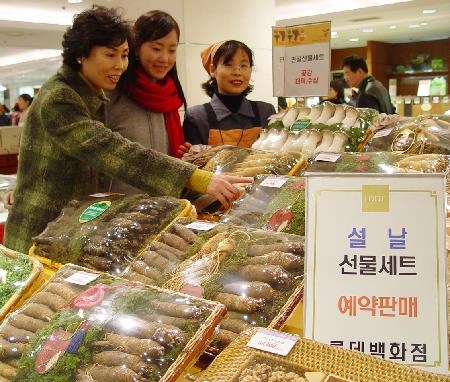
[198,327,449,382]
[0,245,44,321]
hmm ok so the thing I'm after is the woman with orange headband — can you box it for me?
[182,40,275,149]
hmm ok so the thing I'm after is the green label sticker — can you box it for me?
[79,201,111,223]
[290,119,311,132]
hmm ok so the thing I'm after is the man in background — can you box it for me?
[342,55,395,114]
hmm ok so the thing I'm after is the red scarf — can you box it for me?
[126,67,184,157]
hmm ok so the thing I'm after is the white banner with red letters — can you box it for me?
[304,174,448,375]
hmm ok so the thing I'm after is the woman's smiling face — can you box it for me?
[80,41,129,91]
[137,29,178,83]
[211,48,252,95]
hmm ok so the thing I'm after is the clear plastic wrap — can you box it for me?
[32,194,190,274]
[137,218,305,352]
[0,264,225,381]
[307,152,449,174]
[198,146,307,177]
[364,114,450,154]
[0,245,43,321]
[220,175,306,236]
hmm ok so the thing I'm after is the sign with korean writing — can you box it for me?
[304,174,448,375]
[272,22,331,97]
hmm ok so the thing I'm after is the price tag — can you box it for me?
[260,176,288,188]
[373,127,394,138]
[432,96,440,104]
[443,96,449,104]
[404,97,412,105]
[65,271,99,285]
[413,97,421,105]
[185,221,217,231]
[246,328,299,356]
[0,269,7,283]
[315,152,341,162]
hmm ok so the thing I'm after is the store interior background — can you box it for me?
[0,0,449,116]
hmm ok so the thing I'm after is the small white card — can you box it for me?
[185,221,217,231]
[65,271,99,285]
[315,152,341,162]
[373,127,394,138]
[260,176,288,188]
[0,268,7,283]
[89,193,111,198]
[246,328,299,356]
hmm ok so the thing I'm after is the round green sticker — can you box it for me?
[79,201,111,223]
[290,118,311,132]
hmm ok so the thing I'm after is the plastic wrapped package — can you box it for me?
[0,245,44,321]
[220,175,306,236]
[142,218,305,352]
[364,114,450,154]
[306,152,449,175]
[31,194,193,274]
[0,264,226,381]
[198,146,307,177]
[198,327,448,382]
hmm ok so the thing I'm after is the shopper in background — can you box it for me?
[4,6,252,253]
[0,104,11,126]
[107,10,188,194]
[10,103,21,126]
[182,40,276,150]
[16,93,33,127]
[342,54,395,114]
[320,79,347,105]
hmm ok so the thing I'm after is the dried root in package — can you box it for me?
[220,175,306,235]
[0,264,225,382]
[307,151,449,174]
[32,194,188,274]
[149,219,305,351]
[364,114,450,154]
[198,146,306,177]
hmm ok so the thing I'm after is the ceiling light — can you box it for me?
[0,85,6,92]
[362,28,374,33]
[331,31,338,38]
[422,9,436,14]
[349,38,359,42]
[420,22,428,26]
[408,24,421,28]
[68,0,83,3]
[0,50,62,67]
[0,5,73,25]
[389,25,397,29]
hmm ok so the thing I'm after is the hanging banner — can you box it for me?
[304,174,448,375]
[272,21,331,97]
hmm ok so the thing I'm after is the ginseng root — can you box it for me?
[215,292,262,313]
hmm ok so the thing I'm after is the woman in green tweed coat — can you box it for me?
[4,6,251,254]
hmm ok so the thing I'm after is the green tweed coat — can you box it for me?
[4,65,196,253]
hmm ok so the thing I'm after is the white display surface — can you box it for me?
[304,174,448,375]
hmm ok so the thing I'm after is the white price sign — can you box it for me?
[65,271,99,285]
[247,328,299,356]
[185,221,217,231]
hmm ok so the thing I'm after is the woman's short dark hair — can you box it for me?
[62,5,132,70]
[202,40,254,97]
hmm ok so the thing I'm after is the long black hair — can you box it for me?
[120,10,187,111]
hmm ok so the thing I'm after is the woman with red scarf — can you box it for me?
[107,10,187,194]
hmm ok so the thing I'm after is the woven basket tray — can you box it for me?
[198,327,449,382]
[0,245,44,322]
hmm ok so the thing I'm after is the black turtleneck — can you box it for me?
[216,92,245,113]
